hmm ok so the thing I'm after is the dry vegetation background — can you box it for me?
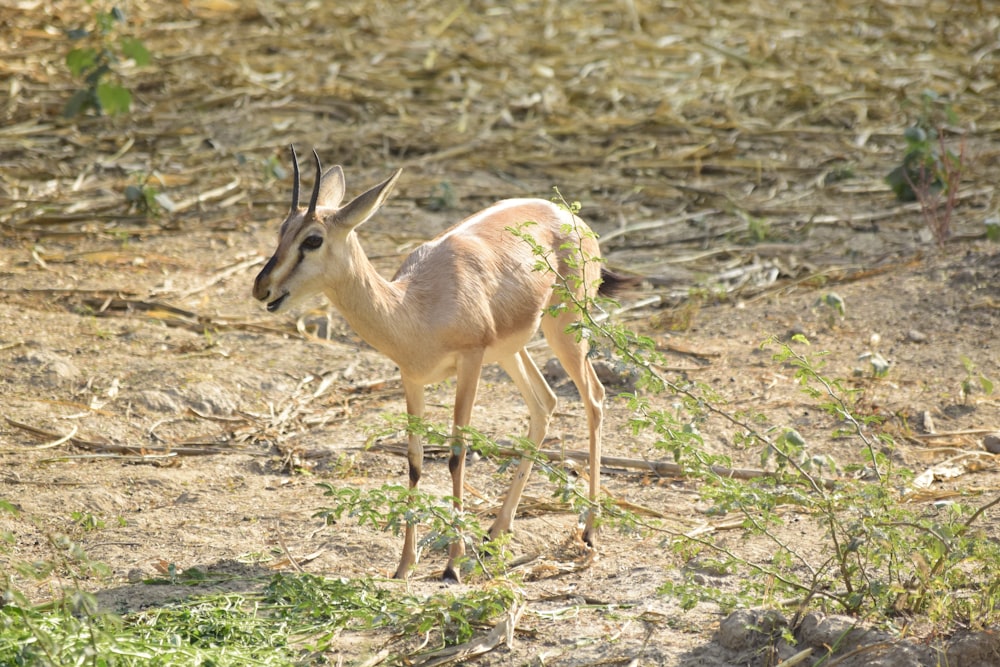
[2,0,1000,665]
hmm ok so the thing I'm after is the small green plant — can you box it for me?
[823,162,856,185]
[123,174,161,215]
[70,511,106,532]
[3,494,521,664]
[315,430,507,580]
[645,338,1000,630]
[960,354,994,404]
[425,181,457,211]
[986,216,1000,243]
[814,292,846,329]
[503,196,1000,636]
[63,4,150,117]
[124,171,177,216]
[746,213,770,243]
[0,571,521,664]
[857,350,891,378]
[885,91,965,245]
[262,154,288,182]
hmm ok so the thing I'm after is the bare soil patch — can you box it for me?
[2,1,999,665]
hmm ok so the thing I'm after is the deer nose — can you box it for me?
[253,257,277,301]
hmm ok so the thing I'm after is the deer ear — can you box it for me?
[317,165,346,209]
[333,169,402,231]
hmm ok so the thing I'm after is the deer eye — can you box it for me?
[301,235,323,251]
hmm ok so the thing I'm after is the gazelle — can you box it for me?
[253,147,618,582]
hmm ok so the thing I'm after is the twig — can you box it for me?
[274,521,305,573]
[159,254,264,300]
[910,428,998,440]
[598,210,722,245]
[171,177,242,213]
[5,416,260,457]
[355,649,392,667]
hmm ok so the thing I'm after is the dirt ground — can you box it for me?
[2,1,1000,665]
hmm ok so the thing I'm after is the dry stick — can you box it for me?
[73,294,295,337]
[740,259,917,305]
[355,649,392,667]
[823,642,896,667]
[0,289,272,337]
[4,416,260,457]
[597,209,723,245]
[808,186,992,227]
[910,428,999,440]
[372,441,839,489]
[614,186,993,254]
[38,453,177,464]
[779,648,816,666]
[158,254,264,300]
[35,425,77,449]
[273,521,305,573]
[5,416,107,448]
[170,177,241,213]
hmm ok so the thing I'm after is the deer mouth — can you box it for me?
[266,292,289,312]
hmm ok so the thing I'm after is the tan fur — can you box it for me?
[254,152,605,581]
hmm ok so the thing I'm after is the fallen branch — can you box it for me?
[4,416,260,458]
[371,441,839,488]
[910,428,999,440]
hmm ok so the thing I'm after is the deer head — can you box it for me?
[252,145,400,313]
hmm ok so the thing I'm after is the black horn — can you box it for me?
[307,149,323,216]
[289,144,301,210]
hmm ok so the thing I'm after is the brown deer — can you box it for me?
[253,147,616,582]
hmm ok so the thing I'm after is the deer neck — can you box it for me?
[322,233,410,358]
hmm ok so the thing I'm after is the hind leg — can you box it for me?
[541,312,604,547]
[490,349,558,538]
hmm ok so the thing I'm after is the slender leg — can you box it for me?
[541,313,604,548]
[394,377,425,579]
[491,349,558,538]
[442,350,484,582]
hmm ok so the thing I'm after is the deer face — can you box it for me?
[253,147,344,313]
[252,214,328,313]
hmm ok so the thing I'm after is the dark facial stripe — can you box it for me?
[253,254,278,297]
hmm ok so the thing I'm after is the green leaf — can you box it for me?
[782,429,807,448]
[822,292,846,317]
[869,352,890,377]
[885,164,916,201]
[119,37,150,66]
[0,498,20,516]
[65,47,98,78]
[903,125,927,145]
[95,82,132,115]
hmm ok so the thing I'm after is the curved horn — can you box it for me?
[289,144,301,210]
[307,149,323,216]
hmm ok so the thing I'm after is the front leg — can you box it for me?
[442,351,484,582]
[394,378,425,579]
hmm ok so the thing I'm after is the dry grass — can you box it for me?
[2,0,997,298]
